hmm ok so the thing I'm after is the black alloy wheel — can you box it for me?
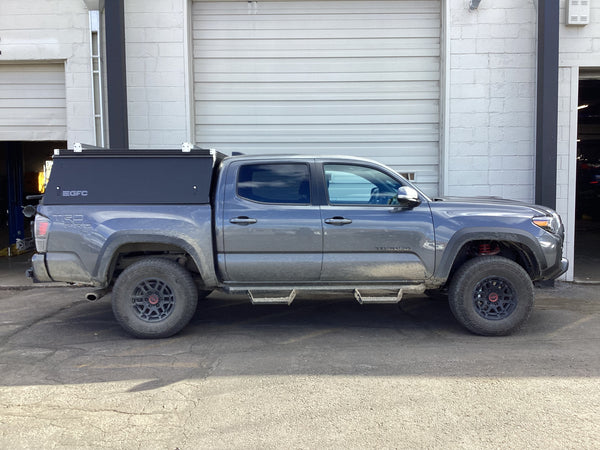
[130,277,176,322]
[112,258,198,338]
[448,256,534,336]
[472,277,518,320]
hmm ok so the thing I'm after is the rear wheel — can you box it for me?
[448,256,534,336]
[112,258,198,338]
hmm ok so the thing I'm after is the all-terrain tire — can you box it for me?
[448,256,534,336]
[112,258,198,339]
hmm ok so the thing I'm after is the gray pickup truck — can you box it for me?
[28,148,568,338]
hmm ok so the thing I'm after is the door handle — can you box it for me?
[324,217,353,226]
[230,216,257,225]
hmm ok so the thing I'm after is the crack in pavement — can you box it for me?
[0,300,87,346]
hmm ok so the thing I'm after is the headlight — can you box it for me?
[532,214,560,234]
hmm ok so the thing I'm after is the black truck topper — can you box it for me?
[43,147,226,205]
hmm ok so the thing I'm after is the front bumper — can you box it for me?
[537,221,567,281]
[541,257,569,281]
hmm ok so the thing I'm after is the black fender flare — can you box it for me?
[434,227,545,280]
[93,232,211,287]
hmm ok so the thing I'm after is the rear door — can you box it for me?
[320,162,435,282]
[220,160,322,282]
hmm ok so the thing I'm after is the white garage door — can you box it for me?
[192,0,441,195]
[0,63,67,141]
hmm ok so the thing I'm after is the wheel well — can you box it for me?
[107,243,201,285]
[448,240,539,283]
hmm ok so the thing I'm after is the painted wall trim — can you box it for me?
[440,0,450,196]
[565,65,579,281]
[535,0,559,208]
[184,0,195,144]
[105,0,129,148]
[82,0,104,11]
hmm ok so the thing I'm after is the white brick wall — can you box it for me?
[125,0,189,149]
[446,0,537,202]
[0,0,95,145]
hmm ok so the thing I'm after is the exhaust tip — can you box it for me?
[85,289,107,301]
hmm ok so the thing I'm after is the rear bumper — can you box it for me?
[29,252,95,284]
[29,253,53,283]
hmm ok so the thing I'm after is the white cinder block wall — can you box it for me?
[446,0,537,202]
[124,0,190,149]
[558,0,600,281]
[0,0,95,146]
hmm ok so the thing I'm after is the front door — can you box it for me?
[320,163,435,282]
[221,161,322,283]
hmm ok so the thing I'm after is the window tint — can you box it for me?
[237,163,310,204]
[324,164,402,205]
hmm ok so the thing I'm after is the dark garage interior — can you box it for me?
[0,141,64,252]
[575,78,600,282]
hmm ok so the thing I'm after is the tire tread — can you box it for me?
[112,257,198,339]
[448,256,534,336]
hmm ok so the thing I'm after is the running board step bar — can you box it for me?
[248,289,296,305]
[222,284,426,305]
[354,289,403,304]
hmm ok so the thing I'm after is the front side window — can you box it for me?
[324,164,402,206]
[237,163,310,204]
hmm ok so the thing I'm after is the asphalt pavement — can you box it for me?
[0,279,599,448]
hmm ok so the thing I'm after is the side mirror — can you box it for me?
[397,186,421,208]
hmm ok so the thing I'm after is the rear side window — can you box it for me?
[237,163,311,204]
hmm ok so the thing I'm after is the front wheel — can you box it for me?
[112,258,198,339]
[448,256,534,336]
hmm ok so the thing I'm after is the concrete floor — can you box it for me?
[0,283,599,448]
[0,251,38,288]
[0,245,598,447]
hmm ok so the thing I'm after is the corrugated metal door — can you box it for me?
[0,63,67,141]
[192,0,441,195]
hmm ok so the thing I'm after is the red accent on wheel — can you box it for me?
[488,292,499,302]
[147,294,160,305]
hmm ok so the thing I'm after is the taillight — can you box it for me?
[36,218,49,237]
[34,216,50,252]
